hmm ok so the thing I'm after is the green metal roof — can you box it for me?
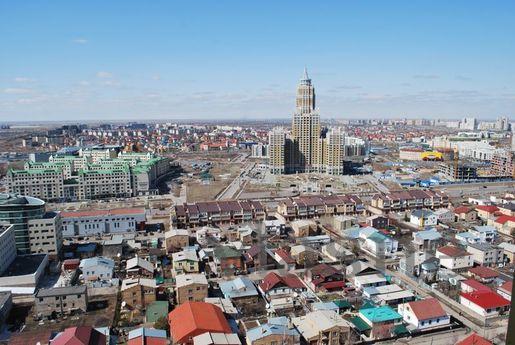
[359,305,402,323]
[145,301,169,323]
[393,324,409,335]
[333,299,352,309]
[350,317,371,332]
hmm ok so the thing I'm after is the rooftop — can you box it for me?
[359,305,402,323]
[1,254,47,277]
[36,285,86,298]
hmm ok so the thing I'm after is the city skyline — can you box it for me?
[1,1,515,121]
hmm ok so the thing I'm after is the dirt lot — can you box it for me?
[185,161,243,202]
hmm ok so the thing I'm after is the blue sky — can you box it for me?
[1,1,514,121]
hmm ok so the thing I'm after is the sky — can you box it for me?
[1,1,514,122]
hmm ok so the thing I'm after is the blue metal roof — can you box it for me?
[246,317,299,342]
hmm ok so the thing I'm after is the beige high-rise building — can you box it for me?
[323,127,345,175]
[291,68,321,173]
[268,127,286,175]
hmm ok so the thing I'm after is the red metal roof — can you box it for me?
[468,266,499,279]
[259,272,304,292]
[454,206,473,214]
[406,298,447,320]
[168,302,231,344]
[460,290,510,309]
[456,333,492,345]
[437,245,470,257]
[475,205,499,213]
[461,279,491,292]
[50,327,106,345]
[494,215,515,225]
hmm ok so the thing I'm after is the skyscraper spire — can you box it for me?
[302,67,309,81]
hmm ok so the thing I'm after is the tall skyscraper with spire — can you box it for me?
[291,68,321,173]
[268,69,368,175]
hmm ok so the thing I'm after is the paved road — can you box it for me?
[217,162,255,200]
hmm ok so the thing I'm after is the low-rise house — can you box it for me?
[475,205,499,220]
[362,231,398,258]
[321,242,354,263]
[305,263,345,291]
[35,285,87,318]
[246,317,300,345]
[466,243,504,267]
[358,305,403,340]
[79,256,115,285]
[258,272,306,301]
[467,266,499,283]
[460,279,491,293]
[353,273,388,290]
[126,256,154,278]
[220,277,259,305]
[175,273,209,305]
[497,281,512,301]
[145,300,169,324]
[128,328,167,345]
[490,215,515,236]
[435,246,473,270]
[399,252,440,283]
[497,203,515,216]
[334,215,354,231]
[410,210,437,227]
[290,219,317,238]
[196,226,221,246]
[290,245,318,267]
[50,326,106,345]
[194,332,241,345]
[213,246,243,276]
[244,245,276,272]
[469,226,496,243]
[346,260,380,277]
[454,206,477,222]
[121,278,157,308]
[433,208,454,223]
[398,298,449,331]
[238,225,257,245]
[273,248,296,270]
[292,310,350,345]
[498,242,515,263]
[456,333,492,345]
[165,229,190,253]
[168,301,232,345]
[366,215,389,229]
[263,215,286,236]
[412,228,442,251]
[172,250,200,275]
[459,290,510,318]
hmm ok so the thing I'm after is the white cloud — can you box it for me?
[412,74,440,80]
[13,77,35,83]
[78,81,91,86]
[96,71,113,78]
[72,38,88,44]
[151,75,161,81]
[3,88,32,94]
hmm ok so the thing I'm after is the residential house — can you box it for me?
[454,206,477,222]
[334,215,354,231]
[362,232,398,258]
[497,281,512,301]
[243,245,276,272]
[469,226,496,243]
[193,332,241,345]
[237,225,256,245]
[290,220,317,238]
[292,310,350,345]
[128,328,167,345]
[35,285,87,318]
[79,257,115,286]
[346,260,380,277]
[50,327,106,345]
[433,208,454,223]
[490,215,515,236]
[475,205,499,220]
[289,245,318,267]
[366,215,389,229]
[322,242,354,263]
[357,305,403,340]
[246,317,300,345]
[435,246,473,270]
[353,273,388,290]
[459,290,510,318]
[220,277,259,305]
[175,273,208,305]
[498,242,515,263]
[258,272,306,301]
[456,333,492,345]
[172,250,200,275]
[410,210,438,227]
[145,301,169,324]
[213,246,243,276]
[497,203,515,216]
[273,248,296,270]
[398,298,450,331]
[305,264,345,291]
[121,278,157,308]
[126,256,154,278]
[412,228,442,251]
[466,243,504,267]
[468,266,499,283]
[168,302,233,344]
[165,229,190,253]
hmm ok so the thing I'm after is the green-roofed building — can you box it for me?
[145,301,169,323]
[358,305,404,340]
